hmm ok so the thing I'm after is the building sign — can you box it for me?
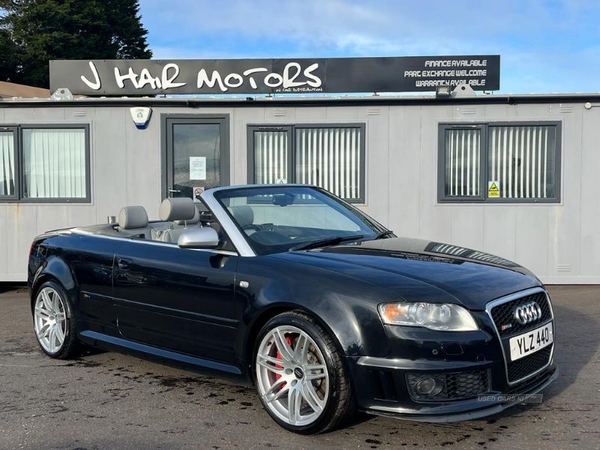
[49,55,500,96]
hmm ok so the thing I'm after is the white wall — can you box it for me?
[1,99,598,283]
[352,101,597,284]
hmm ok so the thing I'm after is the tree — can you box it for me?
[0,0,152,87]
[0,27,18,82]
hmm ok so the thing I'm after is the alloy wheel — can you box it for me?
[34,286,67,354]
[255,325,330,427]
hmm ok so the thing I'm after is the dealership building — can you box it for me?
[1,55,598,284]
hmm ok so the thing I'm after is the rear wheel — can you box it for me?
[254,312,355,434]
[33,281,79,359]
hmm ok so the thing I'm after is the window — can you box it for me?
[0,130,16,199]
[438,122,561,202]
[248,125,365,202]
[0,125,90,202]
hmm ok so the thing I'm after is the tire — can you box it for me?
[32,281,79,359]
[253,312,355,434]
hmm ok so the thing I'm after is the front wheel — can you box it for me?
[253,312,355,434]
[32,281,79,359]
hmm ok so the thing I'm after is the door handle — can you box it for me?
[168,189,181,193]
[117,258,133,270]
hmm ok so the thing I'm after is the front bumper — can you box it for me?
[346,287,558,422]
[351,355,557,422]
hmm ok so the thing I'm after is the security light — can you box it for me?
[435,85,452,98]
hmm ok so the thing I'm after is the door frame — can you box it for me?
[161,114,230,199]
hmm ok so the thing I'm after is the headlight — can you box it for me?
[378,302,478,331]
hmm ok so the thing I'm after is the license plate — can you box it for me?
[509,323,553,361]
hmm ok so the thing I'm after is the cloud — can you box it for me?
[138,0,600,93]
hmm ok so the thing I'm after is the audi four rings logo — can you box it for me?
[514,302,542,325]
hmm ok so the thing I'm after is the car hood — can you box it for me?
[277,237,541,310]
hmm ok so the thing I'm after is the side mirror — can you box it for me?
[178,227,220,248]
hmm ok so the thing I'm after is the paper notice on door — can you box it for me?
[189,157,207,180]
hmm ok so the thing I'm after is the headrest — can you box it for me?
[118,206,148,229]
[174,207,200,225]
[159,197,196,221]
[231,205,254,226]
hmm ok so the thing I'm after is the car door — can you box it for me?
[112,240,238,363]
[69,236,123,337]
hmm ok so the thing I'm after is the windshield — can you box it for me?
[214,186,388,255]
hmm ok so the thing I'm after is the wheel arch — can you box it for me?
[240,297,381,383]
[30,256,78,311]
[241,303,349,380]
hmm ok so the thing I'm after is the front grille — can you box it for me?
[507,345,553,383]
[490,291,552,337]
[407,370,490,402]
[487,288,554,385]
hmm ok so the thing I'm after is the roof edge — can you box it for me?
[1,92,600,108]
[0,81,50,99]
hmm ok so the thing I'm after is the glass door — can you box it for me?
[164,115,229,199]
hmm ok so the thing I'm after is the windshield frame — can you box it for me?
[210,185,389,256]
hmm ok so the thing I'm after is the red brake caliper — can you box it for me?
[275,334,294,381]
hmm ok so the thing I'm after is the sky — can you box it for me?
[137,0,600,95]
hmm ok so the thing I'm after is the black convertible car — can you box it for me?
[28,184,557,434]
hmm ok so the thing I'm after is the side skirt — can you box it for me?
[79,330,242,375]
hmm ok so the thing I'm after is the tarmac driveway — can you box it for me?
[0,285,598,450]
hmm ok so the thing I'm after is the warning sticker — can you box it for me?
[488,181,500,198]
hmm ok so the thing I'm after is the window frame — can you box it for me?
[161,114,230,200]
[0,124,91,203]
[437,121,562,203]
[247,123,366,203]
[0,126,19,201]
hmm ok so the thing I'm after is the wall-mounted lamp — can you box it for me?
[51,88,73,101]
[435,85,453,98]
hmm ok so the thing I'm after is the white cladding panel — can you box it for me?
[580,107,600,279]
[0,100,598,283]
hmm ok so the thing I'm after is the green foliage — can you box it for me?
[0,28,19,82]
[0,0,152,87]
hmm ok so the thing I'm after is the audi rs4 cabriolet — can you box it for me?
[28,184,558,434]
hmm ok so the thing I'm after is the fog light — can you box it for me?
[407,373,447,400]
[415,376,444,396]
